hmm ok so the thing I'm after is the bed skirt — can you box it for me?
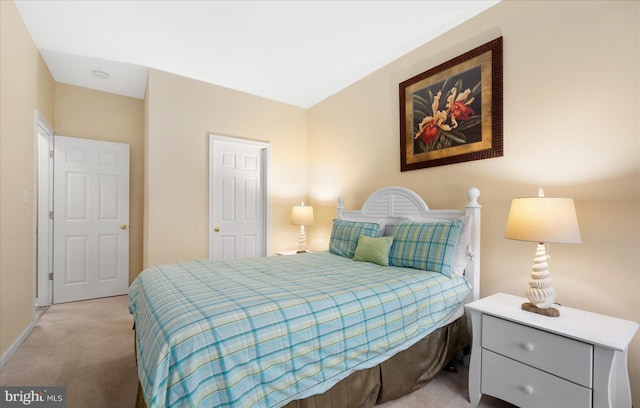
[135,316,470,408]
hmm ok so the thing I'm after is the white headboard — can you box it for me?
[336,186,481,303]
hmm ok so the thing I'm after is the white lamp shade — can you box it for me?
[291,205,314,226]
[505,197,581,244]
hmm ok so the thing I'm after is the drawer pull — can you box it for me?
[522,343,535,352]
[523,385,534,395]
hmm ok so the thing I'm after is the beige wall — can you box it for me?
[2,0,639,402]
[0,1,55,356]
[308,0,640,402]
[54,83,145,282]
[144,69,308,267]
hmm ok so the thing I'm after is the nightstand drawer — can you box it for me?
[482,315,593,387]
[482,349,592,408]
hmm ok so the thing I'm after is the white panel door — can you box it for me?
[210,137,268,260]
[53,136,129,303]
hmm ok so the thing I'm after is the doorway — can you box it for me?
[37,132,130,304]
[208,134,270,260]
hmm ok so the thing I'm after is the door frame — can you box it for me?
[35,111,54,307]
[208,134,271,259]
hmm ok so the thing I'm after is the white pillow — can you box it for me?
[452,215,471,276]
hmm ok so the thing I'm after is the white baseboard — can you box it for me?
[0,319,35,369]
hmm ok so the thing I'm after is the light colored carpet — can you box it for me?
[0,295,514,408]
[0,296,138,407]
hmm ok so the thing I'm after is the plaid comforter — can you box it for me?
[129,251,471,408]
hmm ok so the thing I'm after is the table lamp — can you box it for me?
[504,188,581,316]
[291,202,314,253]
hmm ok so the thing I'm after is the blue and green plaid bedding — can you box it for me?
[129,251,471,408]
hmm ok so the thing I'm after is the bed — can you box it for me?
[129,186,481,408]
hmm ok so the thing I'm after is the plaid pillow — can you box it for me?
[329,219,381,258]
[388,219,463,277]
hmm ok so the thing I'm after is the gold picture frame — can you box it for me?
[400,37,503,171]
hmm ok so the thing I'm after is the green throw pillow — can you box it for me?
[353,235,394,266]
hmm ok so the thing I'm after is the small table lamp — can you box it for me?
[291,202,314,253]
[504,188,581,317]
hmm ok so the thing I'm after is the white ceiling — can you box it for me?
[15,0,499,108]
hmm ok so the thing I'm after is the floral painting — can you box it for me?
[400,37,503,171]
[413,66,482,153]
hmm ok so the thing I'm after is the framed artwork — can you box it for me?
[400,37,503,171]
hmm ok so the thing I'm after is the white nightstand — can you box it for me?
[465,293,638,408]
[275,250,311,255]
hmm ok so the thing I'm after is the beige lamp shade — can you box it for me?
[505,197,581,244]
[291,204,314,226]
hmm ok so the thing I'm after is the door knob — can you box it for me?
[121,224,127,230]
[214,226,221,232]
